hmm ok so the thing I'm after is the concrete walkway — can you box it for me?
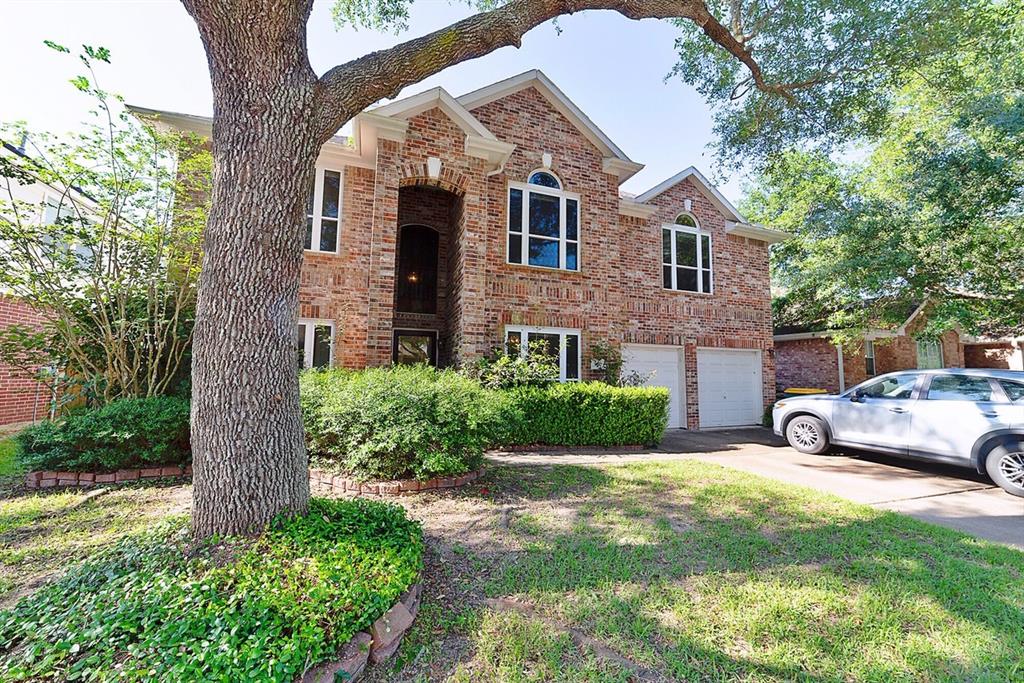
[487,427,1024,550]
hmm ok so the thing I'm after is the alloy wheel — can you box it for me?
[791,421,819,450]
[998,451,1024,488]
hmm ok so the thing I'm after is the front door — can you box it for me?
[832,373,922,451]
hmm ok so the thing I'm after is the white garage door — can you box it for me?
[621,345,684,428]
[696,349,763,428]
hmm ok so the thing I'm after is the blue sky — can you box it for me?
[0,0,745,200]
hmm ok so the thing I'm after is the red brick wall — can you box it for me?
[295,87,778,429]
[874,326,964,373]
[775,338,841,394]
[470,88,776,428]
[965,342,1023,370]
[0,296,47,426]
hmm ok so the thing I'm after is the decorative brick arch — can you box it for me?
[398,162,468,197]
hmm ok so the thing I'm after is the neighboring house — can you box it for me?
[0,140,90,427]
[131,70,788,429]
[775,302,1023,394]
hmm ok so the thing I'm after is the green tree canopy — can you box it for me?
[744,0,1024,337]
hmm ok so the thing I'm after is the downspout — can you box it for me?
[836,344,846,393]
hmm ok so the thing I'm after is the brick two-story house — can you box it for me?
[133,70,787,430]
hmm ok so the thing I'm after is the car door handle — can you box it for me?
[889,407,908,414]
[982,411,998,418]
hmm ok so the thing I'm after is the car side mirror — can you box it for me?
[850,390,865,403]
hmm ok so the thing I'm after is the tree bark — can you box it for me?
[183,0,322,537]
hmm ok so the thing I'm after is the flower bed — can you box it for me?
[0,497,423,682]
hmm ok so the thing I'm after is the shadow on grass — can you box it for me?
[416,460,1024,682]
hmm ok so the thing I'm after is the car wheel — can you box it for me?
[785,415,830,455]
[985,441,1024,498]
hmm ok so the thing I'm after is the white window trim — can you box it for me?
[916,339,944,370]
[297,318,334,369]
[506,179,581,272]
[504,325,581,382]
[662,221,713,294]
[864,339,876,376]
[306,166,343,255]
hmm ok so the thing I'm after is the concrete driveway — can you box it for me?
[488,427,1024,550]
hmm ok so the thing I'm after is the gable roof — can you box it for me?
[371,86,495,140]
[632,166,791,243]
[634,166,744,222]
[456,70,644,183]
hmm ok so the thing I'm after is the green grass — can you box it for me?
[0,438,19,478]
[0,483,192,605]
[396,461,1024,682]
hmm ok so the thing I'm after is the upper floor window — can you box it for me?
[305,168,342,253]
[864,340,876,376]
[507,170,579,271]
[662,213,711,293]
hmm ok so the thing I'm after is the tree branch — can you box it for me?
[315,0,796,138]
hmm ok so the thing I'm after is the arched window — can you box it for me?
[663,212,712,294]
[508,170,579,271]
[675,213,698,228]
[528,171,561,189]
[396,224,439,313]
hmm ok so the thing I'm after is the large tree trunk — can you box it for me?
[184,0,326,537]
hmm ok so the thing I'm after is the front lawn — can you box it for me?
[376,461,1024,682]
[1,461,1020,682]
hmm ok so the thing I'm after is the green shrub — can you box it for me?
[300,365,499,481]
[0,497,423,682]
[494,382,669,447]
[462,341,559,389]
[15,396,190,472]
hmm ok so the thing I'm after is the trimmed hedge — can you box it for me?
[15,396,190,473]
[494,382,670,447]
[0,497,423,682]
[300,366,499,481]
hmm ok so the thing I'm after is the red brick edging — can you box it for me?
[302,580,422,682]
[495,443,646,452]
[309,468,484,496]
[25,465,193,489]
[24,465,484,494]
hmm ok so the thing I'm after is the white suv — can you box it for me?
[772,369,1024,497]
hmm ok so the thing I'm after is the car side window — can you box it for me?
[1000,380,1024,403]
[926,375,995,402]
[859,374,919,399]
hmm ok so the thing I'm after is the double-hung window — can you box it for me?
[662,213,712,293]
[507,171,579,271]
[864,340,876,376]
[305,168,342,253]
[297,319,333,369]
[505,326,580,381]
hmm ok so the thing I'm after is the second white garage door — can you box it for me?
[696,349,763,428]
[621,345,684,428]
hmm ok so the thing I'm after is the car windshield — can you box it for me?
[850,374,919,399]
